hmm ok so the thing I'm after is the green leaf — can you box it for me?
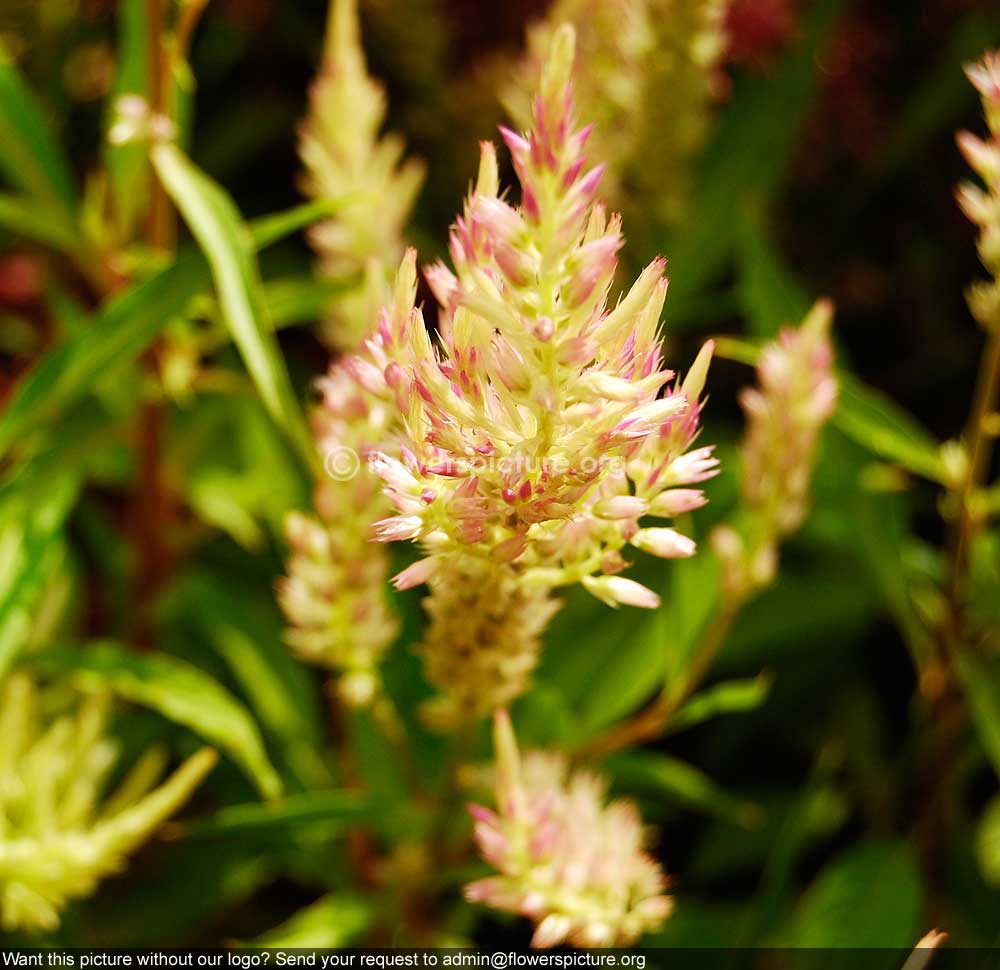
[714,337,946,483]
[0,45,77,220]
[29,641,283,799]
[976,795,1000,886]
[736,215,810,338]
[152,144,318,471]
[0,202,320,467]
[0,252,209,461]
[181,791,370,839]
[668,673,773,734]
[248,198,345,250]
[954,648,1000,781]
[242,894,373,947]
[0,475,78,677]
[103,0,151,239]
[607,752,762,828]
[263,275,359,330]
[170,570,330,790]
[0,192,79,250]
[785,842,922,948]
[835,373,946,483]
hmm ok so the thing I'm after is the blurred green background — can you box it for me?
[3,0,1000,954]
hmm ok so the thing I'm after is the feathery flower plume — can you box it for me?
[366,25,717,613]
[504,0,725,227]
[0,674,216,932]
[713,300,837,596]
[299,0,424,350]
[466,711,672,947]
[277,257,420,705]
[957,52,1000,331]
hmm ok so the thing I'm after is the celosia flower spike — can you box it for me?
[368,25,717,615]
[277,255,422,706]
[713,300,837,597]
[957,51,1000,330]
[466,711,673,947]
[504,0,725,227]
[299,0,424,349]
[0,674,215,932]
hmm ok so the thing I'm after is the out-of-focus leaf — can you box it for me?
[691,787,848,885]
[715,337,946,482]
[665,0,846,323]
[152,144,316,470]
[242,893,373,947]
[180,791,370,838]
[724,558,879,669]
[659,549,724,691]
[668,674,773,734]
[103,0,150,239]
[0,44,77,222]
[0,192,79,250]
[177,394,308,543]
[736,215,810,338]
[170,570,330,790]
[248,198,343,250]
[784,842,922,948]
[263,275,358,330]
[0,474,78,676]
[607,752,761,828]
[81,837,276,945]
[0,252,208,460]
[543,550,722,734]
[30,641,282,799]
[643,899,746,948]
[852,491,937,672]
[876,11,1000,181]
[835,374,946,483]
[954,648,1000,781]
[968,531,1000,641]
[0,203,322,466]
[975,795,1000,886]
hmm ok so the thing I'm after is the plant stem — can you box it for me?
[131,0,177,646]
[579,602,741,760]
[946,327,1000,606]
[145,0,174,252]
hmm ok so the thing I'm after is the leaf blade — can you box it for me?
[29,641,283,799]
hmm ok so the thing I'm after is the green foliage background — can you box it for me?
[2,0,1000,954]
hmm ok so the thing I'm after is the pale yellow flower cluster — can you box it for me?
[0,674,215,932]
[299,0,424,350]
[504,0,725,228]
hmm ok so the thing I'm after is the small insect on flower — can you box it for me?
[465,711,673,947]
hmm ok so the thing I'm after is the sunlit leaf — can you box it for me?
[0,474,78,677]
[668,673,773,734]
[784,842,922,948]
[242,893,373,947]
[607,751,762,828]
[152,144,316,472]
[0,44,77,221]
[976,795,1000,886]
[30,641,283,799]
[181,791,370,839]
